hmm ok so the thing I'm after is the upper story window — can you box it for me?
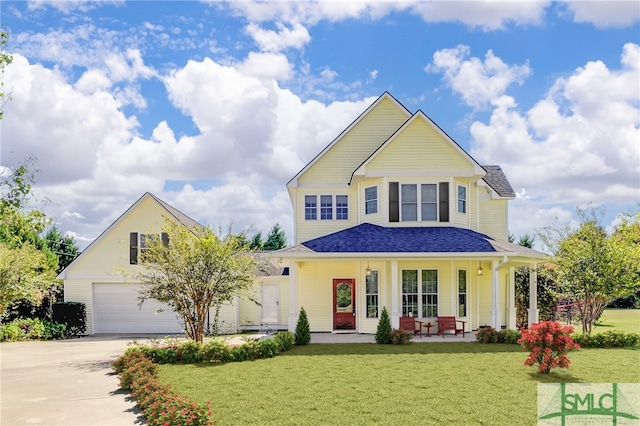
[305,195,317,220]
[365,186,378,214]
[305,194,348,220]
[390,182,449,223]
[400,183,438,222]
[130,232,168,264]
[457,185,467,214]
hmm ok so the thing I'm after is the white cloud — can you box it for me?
[464,44,640,209]
[245,22,311,52]
[426,45,531,109]
[559,0,640,28]
[237,52,294,81]
[27,0,123,13]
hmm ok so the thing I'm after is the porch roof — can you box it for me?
[277,223,547,260]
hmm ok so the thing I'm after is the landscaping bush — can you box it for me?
[242,340,262,360]
[147,347,178,364]
[259,339,280,358]
[295,307,311,345]
[178,340,203,364]
[112,349,213,425]
[52,302,86,337]
[230,346,248,362]
[499,329,521,344]
[200,339,232,363]
[390,328,411,345]
[571,330,640,348]
[475,326,499,343]
[375,307,392,344]
[0,318,66,342]
[274,331,295,352]
[518,321,580,374]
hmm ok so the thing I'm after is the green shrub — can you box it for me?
[0,322,23,342]
[0,318,67,342]
[571,331,640,348]
[231,346,248,362]
[390,329,411,345]
[274,331,295,352]
[52,302,86,337]
[242,340,262,360]
[178,340,203,364]
[259,339,280,358]
[43,321,66,340]
[295,307,311,345]
[200,340,232,363]
[499,329,521,344]
[476,326,499,343]
[147,347,178,364]
[375,307,392,344]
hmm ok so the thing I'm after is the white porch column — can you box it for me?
[490,260,501,329]
[391,260,400,328]
[527,266,539,327]
[507,267,517,330]
[287,261,299,332]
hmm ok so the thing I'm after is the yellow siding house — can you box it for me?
[279,92,547,334]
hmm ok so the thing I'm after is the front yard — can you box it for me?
[157,342,639,425]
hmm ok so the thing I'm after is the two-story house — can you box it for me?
[278,92,547,333]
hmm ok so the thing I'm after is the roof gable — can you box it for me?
[481,165,516,198]
[352,111,485,181]
[287,92,412,187]
[57,193,202,279]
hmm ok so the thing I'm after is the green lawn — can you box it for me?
[593,309,640,333]
[158,343,639,425]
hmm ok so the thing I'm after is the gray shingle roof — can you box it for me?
[482,165,516,198]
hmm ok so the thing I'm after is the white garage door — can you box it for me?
[93,283,184,334]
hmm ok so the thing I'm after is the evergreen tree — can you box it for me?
[263,223,287,250]
[375,307,392,344]
[294,306,311,345]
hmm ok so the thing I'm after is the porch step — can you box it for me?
[332,330,357,334]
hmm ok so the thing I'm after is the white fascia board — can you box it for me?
[280,251,547,261]
[355,168,481,179]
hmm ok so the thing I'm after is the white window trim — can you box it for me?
[304,194,349,221]
[365,185,378,215]
[399,183,439,222]
[365,270,379,318]
[457,184,467,214]
[457,269,468,318]
[401,268,439,319]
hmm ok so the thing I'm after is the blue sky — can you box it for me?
[1,0,639,250]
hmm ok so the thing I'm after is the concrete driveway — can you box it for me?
[1,335,152,425]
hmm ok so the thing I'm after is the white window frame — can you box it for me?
[305,195,317,220]
[400,183,439,222]
[458,269,467,318]
[365,186,378,214]
[421,270,438,318]
[365,270,379,318]
[457,185,467,214]
[402,269,439,318]
[320,195,333,220]
[305,194,348,220]
[336,195,349,220]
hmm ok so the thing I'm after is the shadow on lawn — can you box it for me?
[279,342,524,356]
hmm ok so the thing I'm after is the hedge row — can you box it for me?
[475,326,640,348]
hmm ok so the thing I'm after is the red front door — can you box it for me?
[333,279,356,330]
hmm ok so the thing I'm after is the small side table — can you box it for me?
[415,321,432,337]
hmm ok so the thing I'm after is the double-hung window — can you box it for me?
[401,184,418,221]
[402,269,439,318]
[320,195,333,220]
[458,269,467,317]
[336,195,348,220]
[305,195,317,220]
[366,270,379,318]
[457,185,467,214]
[400,183,438,222]
[365,186,378,214]
[421,184,438,221]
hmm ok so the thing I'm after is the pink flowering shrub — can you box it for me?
[517,321,580,374]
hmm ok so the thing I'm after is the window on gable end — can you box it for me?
[365,186,378,214]
[305,195,317,220]
[336,195,348,220]
[457,185,467,214]
[320,195,333,220]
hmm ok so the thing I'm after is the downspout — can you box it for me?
[491,256,509,329]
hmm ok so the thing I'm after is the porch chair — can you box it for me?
[399,316,420,335]
[436,316,466,338]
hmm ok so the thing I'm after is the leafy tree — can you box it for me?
[294,307,311,345]
[0,158,58,316]
[45,226,80,273]
[131,219,257,342]
[263,223,287,250]
[540,208,639,334]
[0,28,13,119]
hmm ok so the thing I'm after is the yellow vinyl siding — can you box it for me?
[367,119,471,172]
[296,261,357,332]
[212,302,237,334]
[478,272,492,327]
[452,181,470,228]
[238,278,289,330]
[479,199,508,240]
[298,98,409,184]
[357,180,386,226]
[64,279,95,334]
